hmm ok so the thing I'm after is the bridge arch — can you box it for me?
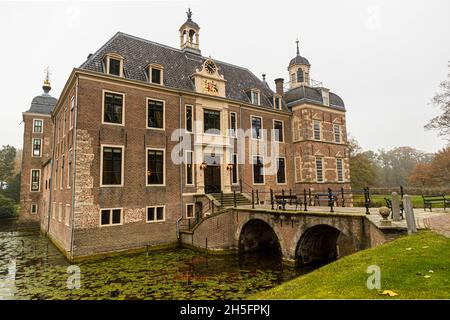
[238,219,281,254]
[295,224,354,266]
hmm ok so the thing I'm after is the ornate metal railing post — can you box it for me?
[303,188,308,211]
[256,190,259,204]
[251,189,255,209]
[308,188,312,206]
[270,188,274,210]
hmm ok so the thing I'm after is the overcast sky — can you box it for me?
[0,0,449,153]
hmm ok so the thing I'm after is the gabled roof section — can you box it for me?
[79,32,276,108]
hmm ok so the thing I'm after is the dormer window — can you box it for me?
[321,89,330,106]
[250,89,260,105]
[147,64,164,85]
[103,54,124,77]
[273,96,282,110]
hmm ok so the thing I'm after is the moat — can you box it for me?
[0,220,318,300]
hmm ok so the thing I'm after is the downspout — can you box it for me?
[176,94,184,239]
[69,75,79,260]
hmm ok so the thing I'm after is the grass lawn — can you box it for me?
[251,231,450,299]
[353,194,426,208]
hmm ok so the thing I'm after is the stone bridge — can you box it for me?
[180,208,392,265]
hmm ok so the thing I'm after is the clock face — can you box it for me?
[204,60,216,74]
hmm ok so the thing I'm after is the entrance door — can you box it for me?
[204,165,221,193]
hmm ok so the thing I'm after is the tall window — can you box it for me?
[276,157,286,184]
[253,156,264,184]
[103,92,123,124]
[31,169,40,191]
[58,203,63,222]
[334,124,341,143]
[69,97,75,129]
[274,96,282,110]
[186,150,193,185]
[232,153,238,184]
[67,153,72,189]
[185,105,193,132]
[101,146,123,186]
[32,139,41,157]
[100,209,122,226]
[230,112,237,137]
[33,119,43,133]
[109,58,121,76]
[297,69,304,83]
[336,159,344,182]
[203,109,220,133]
[147,99,164,129]
[147,149,164,185]
[316,157,324,182]
[313,120,321,140]
[273,120,284,142]
[60,155,64,190]
[186,204,194,219]
[251,116,262,139]
[251,90,260,105]
[147,206,165,222]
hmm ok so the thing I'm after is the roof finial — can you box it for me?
[42,66,51,94]
[262,74,266,81]
[186,8,192,21]
[296,37,300,56]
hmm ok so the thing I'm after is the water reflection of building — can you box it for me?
[19,9,351,261]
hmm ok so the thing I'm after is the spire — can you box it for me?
[296,37,300,56]
[42,66,51,94]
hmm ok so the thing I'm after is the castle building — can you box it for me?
[20,10,351,260]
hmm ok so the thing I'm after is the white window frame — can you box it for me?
[273,119,284,143]
[31,138,42,157]
[99,208,123,227]
[251,115,263,140]
[185,150,194,186]
[276,156,287,185]
[252,155,265,185]
[313,120,322,141]
[336,158,344,182]
[69,96,75,129]
[250,89,260,105]
[100,144,125,187]
[146,205,166,223]
[30,203,38,215]
[185,104,193,133]
[315,157,324,183]
[58,202,63,223]
[52,202,56,219]
[185,203,195,219]
[104,54,124,77]
[146,147,166,187]
[334,124,341,143]
[32,119,43,133]
[30,169,41,192]
[146,97,166,131]
[229,111,237,137]
[65,204,71,226]
[273,95,282,110]
[148,64,164,85]
[102,90,125,126]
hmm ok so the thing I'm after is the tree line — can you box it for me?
[0,145,21,218]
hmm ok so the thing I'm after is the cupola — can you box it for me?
[179,8,201,55]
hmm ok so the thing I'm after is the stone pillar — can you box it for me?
[391,192,401,221]
[403,195,417,234]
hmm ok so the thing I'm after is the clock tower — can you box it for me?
[192,58,226,97]
[179,8,201,55]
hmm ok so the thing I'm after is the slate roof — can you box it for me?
[26,92,58,115]
[80,32,279,109]
[284,86,345,111]
[289,55,310,67]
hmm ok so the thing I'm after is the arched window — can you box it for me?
[297,69,304,83]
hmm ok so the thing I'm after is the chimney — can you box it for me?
[275,78,284,95]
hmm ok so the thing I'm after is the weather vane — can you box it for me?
[296,36,300,56]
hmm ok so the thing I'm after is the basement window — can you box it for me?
[31,203,38,215]
[100,208,122,226]
[147,206,165,222]
[186,204,194,219]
